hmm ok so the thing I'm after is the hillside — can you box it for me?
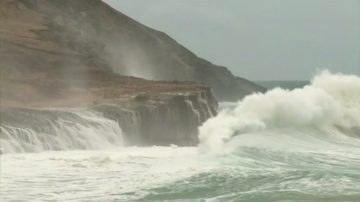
[0,0,264,103]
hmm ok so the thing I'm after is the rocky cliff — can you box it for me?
[1,66,218,148]
[1,87,217,152]
[0,0,260,148]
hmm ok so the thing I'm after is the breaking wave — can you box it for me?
[199,70,360,152]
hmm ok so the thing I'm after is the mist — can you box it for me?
[105,0,360,80]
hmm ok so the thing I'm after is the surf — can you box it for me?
[0,108,124,153]
[198,70,360,152]
[1,71,360,202]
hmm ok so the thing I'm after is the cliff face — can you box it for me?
[0,0,265,102]
[92,89,217,146]
[1,89,217,152]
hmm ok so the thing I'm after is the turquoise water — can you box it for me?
[2,132,360,202]
[138,131,360,202]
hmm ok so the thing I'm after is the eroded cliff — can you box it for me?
[1,87,217,152]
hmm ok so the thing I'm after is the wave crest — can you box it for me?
[199,70,360,152]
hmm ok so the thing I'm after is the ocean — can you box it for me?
[255,80,309,90]
[1,70,360,202]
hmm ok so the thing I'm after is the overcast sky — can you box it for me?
[105,0,360,80]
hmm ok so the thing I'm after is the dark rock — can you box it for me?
[92,89,218,146]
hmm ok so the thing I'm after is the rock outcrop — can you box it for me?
[0,70,218,147]
[92,89,217,146]
[1,87,217,152]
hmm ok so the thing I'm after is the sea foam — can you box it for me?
[199,70,360,152]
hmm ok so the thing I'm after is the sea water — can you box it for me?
[1,71,360,202]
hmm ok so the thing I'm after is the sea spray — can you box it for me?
[0,109,124,153]
[199,70,360,152]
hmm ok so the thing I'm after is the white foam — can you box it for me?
[199,70,360,152]
[0,110,124,153]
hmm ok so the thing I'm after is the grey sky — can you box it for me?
[105,0,360,80]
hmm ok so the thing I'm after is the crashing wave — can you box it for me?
[198,70,360,152]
